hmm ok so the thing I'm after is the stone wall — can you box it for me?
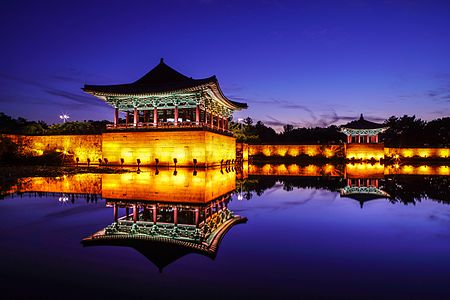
[102,130,236,167]
[345,143,385,160]
[3,134,102,163]
[248,144,344,158]
[236,143,249,161]
[384,147,449,159]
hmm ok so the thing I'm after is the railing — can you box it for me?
[106,121,232,134]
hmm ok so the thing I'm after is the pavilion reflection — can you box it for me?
[82,168,246,271]
[244,162,450,205]
[341,163,389,208]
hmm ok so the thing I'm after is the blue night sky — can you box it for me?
[1,0,450,130]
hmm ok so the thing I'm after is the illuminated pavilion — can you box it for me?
[82,59,247,167]
[341,114,389,160]
[341,114,388,144]
[83,58,247,131]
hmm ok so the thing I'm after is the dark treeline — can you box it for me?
[0,112,111,135]
[1,112,449,147]
[231,115,450,147]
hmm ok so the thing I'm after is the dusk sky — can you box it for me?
[1,0,450,130]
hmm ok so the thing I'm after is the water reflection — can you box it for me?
[83,195,245,272]
[1,163,449,298]
[241,163,450,205]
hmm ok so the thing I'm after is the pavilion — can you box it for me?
[83,58,247,132]
[82,59,247,167]
[340,114,388,144]
[341,114,389,160]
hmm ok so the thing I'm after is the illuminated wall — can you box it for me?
[345,162,385,178]
[102,130,236,167]
[13,174,102,194]
[13,169,236,203]
[236,142,249,161]
[249,144,343,158]
[248,163,341,177]
[385,147,449,159]
[101,168,236,203]
[345,143,385,160]
[12,134,103,163]
[384,164,450,176]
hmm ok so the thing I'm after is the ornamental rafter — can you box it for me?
[340,128,388,136]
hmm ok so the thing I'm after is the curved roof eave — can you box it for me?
[207,81,248,110]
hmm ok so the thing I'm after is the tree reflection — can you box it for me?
[239,174,450,205]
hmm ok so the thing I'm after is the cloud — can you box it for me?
[0,72,106,108]
[45,89,106,108]
[426,73,450,102]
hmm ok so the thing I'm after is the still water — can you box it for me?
[1,164,449,299]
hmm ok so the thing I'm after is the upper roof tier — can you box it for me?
[341,114,387,130]
[83,58,247,109]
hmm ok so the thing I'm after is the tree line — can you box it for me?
[0,112,111,135]
[1,112,449,147]
[230,115,450,147]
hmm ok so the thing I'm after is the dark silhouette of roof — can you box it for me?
[341,114,386,129]
[83,58,247,109]
[82,216,247,272]
[341,193,389,208]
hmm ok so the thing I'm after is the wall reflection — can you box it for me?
[102,167,235,203]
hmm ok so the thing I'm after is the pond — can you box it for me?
[1,163,449,299]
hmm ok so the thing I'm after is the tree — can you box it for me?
[243,117,253,126]
[283,124,294,134]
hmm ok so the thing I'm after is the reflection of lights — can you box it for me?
[237,194,243,201]
[58,196,69,203]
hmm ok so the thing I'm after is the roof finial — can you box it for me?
[160,57,164,64]
[360,113,364,120]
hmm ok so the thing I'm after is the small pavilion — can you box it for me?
[83,58,247,133]
[341,114,388,144]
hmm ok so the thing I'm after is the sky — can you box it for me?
[1,0,450,130]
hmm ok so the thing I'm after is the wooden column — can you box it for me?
[194,209,199,227]
[195,105,200,125]
[210,111,214,127]
[152,206,157,224]
[113,204,118,222]
[125,112,129,127]
[173,206,178,226]
[133,204,138,222]
[174,106,179,126]
[375,135,379,143]
[133,108,138,127]
[114,108,119,126]
[153,107,158,126]
[347,135,352,143]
